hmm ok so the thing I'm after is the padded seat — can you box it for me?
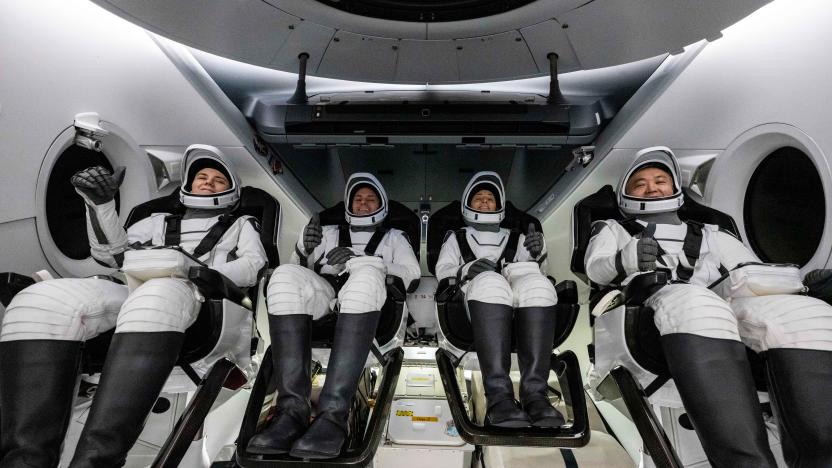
[427,200,589,448]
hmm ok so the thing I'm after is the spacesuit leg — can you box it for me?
[465,271,530,428]
[247,265,336,454]
[650,284,777,468]
[0,278,126,468]
[68,278,200,468]
[732,295,832,467]
[290,260,385,459]
[505,264,564,427]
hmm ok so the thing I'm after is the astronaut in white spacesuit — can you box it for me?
[585,147,832,468]
[434,171,563,429]
[0,145,267,468]
[247,173,420,459]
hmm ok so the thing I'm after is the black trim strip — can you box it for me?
[86,205,109,245]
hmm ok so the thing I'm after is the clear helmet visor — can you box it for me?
[617,146,684,215]
[461,171,505,225]
[179,144,240,210]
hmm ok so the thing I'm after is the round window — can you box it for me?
[743,147,824,266]
[45,146,118,260]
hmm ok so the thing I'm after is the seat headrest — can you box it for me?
[426,200,542,274]
[570,185,741,282]
[317,200,421,259]
[125,186,280,268]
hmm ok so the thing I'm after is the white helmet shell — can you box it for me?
[617,146,684,216]
[462,171,505,225]
[344,172,388,227]
[179,144,240,210]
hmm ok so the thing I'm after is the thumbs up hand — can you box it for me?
[523,223,544,258]
[303,213,323,254]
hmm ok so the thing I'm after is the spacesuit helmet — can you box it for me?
[462,171,505,225]
[179,144,240,210]
[618,146,684,215]
[344,172,388,227]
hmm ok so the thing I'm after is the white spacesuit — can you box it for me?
[585,146,832,468]
[248,173,419,459]
[0,145,267,468]
[435,171,563,428]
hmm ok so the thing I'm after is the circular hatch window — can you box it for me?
[743,147,824,266]
[45,146,118,260]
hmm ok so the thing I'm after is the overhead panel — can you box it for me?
[395,40,460,83]
[317,32,399,82]
[269,20,335,71]
[558,0,770,69]
[520,19,581,74]
[455,31,538,82]
[94,0,297,66]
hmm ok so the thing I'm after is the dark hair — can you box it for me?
[186,159,232,191]
[350,183,381,202]
[630,162,673,183]
[467,183,502,209]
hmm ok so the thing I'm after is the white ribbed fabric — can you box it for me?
[648,283,742,341]
[267,264,336,320]
[115,278,201,333]
[732,294,832,352]
[1,278,128,342]
[503,262,557,308]
[338,257,387,315]
[464,271,513,307]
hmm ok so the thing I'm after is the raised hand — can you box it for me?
[523,223,544,258]
[637,236,659,272]
[70,166,125,205]
[465,258,498,281]
[326,246,356,267]
[303,213,323,254]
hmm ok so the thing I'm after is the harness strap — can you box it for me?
[364,226,389,256]
[192,214,236,258]
[338,223,352,248]
[498,230,521,265]
[164,215,182,247]
[677,221,704,282]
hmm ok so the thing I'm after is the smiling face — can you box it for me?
[191,167,230,195]
[351,186,380,215]
[625,166,674,199]
[470,189,497,212]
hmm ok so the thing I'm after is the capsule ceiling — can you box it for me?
[91,0,771,84]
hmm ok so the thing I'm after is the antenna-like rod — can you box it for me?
[547,52,566,104]
[287,52,310,104]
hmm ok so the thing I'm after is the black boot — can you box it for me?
[0,340,81,468]
[247,314,312,455]
[662,334,777,468]
[468,301,530,428]
[68,332,184,468]
[766,348,832,468]
[516,306,565,427]
[290,311,380,459]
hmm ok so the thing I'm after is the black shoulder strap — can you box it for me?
[499,229,521,265]
[192,214,237,258]
[619,218,644,237]
[338,223,351,248]
[455,229,476,264]
[364,225,390,256]
[676,221,704,282]
[164,215,182,247]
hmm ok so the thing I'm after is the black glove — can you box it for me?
[303,213,323,254]
[805,269,832,302]
[326,246,356,267]
[523,223,544,258]
[636,236,659,272]
[464,258,498,281]
[71,166,125,205]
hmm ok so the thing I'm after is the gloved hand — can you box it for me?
[464,258,498,281]
[804,268,832,302]
[326,246,356,267]
[523,223,544,258]
[303,213,322,254]
[636,236,659,272]
[71,166,125,205]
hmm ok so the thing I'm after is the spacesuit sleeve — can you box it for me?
[435,233,464,281]
[384,231,421,288]
[585,221,630,286]
[515,233,549,270]
[211,218,269,287]
[713,230,761,270]
[291,228,329,269]
[83,199,131,268]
